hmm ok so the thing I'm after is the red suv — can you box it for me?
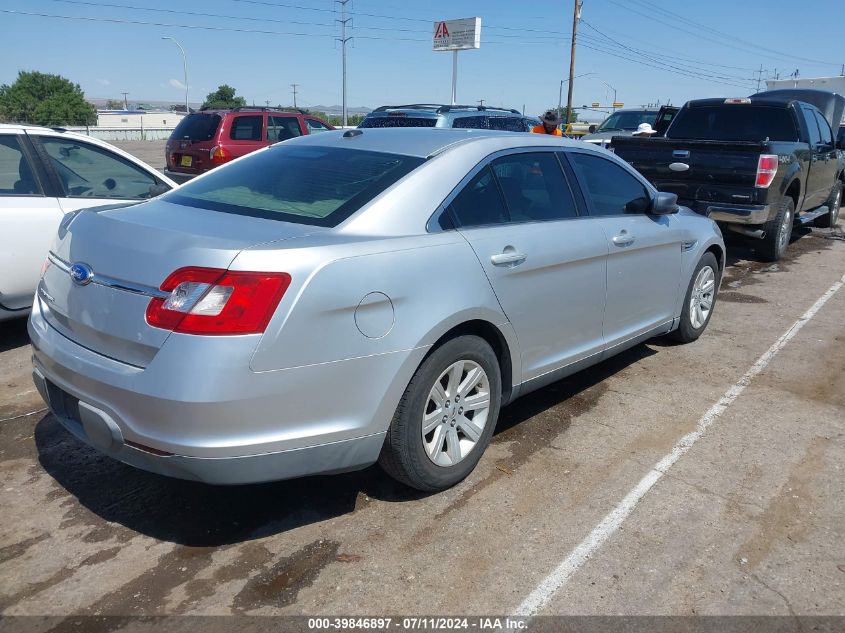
[165,108,334,179]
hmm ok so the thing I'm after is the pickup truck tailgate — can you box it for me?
[613,138,766,205]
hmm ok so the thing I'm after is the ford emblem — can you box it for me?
[69,262,94,286]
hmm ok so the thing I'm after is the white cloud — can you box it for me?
[169,78,186,90]
[96,78,110,86]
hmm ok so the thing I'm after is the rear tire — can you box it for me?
[379,335,501,492]
[758,197,794,262]
[814,182,841,228]
[671,252,720,344]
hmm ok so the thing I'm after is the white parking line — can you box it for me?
[511,271,845,620]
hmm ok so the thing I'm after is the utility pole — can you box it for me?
[121,92,129,109]
[477,99,485,107]
[291,83,299,109]
[754,64,765,92]
[565,0,583,126]
[336,0,352,127]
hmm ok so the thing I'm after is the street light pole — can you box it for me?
[602,81,617,109]
[162,37,188,113]
[565,0,583,126]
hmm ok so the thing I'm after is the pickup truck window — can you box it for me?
[567,152,651,216]
[668,106,799,142]
[813,110,833,146]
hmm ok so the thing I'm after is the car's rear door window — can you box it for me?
[566,152,652,215]
[166,145,425,227]
[452,116,488,129]
[267,116,303,142]
[229,115,264,141]
[0,135,43,196]
[491,153,578,222]
[487,117,528,132]
[170,113,221,141]
[38,137,159,200]
[448,166,509,228]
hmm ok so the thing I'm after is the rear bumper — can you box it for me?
[32,367,384,484]
[28,299,423,484]
[693,201,772,224]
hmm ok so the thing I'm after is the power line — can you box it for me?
[627,0,838,67]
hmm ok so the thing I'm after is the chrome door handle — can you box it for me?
[612,233,635,247]
[490,251,527,266]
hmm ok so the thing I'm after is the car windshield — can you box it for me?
[165,145,425,227]
[597,111,657,132]
[668,105,799,142]
[359,116,438,128]
[171,113,222,141]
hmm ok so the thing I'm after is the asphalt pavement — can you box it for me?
[1,201,844,628]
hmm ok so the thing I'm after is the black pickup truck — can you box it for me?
[612,89,845,260]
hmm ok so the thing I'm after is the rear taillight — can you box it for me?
[755,154,779,188]
[146,267,291,335]
[209,145,232,165]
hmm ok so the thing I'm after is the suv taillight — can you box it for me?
[209,145,232,165]
[146,267,291,335]
[755,154,778,188]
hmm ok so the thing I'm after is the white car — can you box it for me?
[0,124,176,321]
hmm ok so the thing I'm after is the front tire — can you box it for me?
[379,335,501,492]
[814,182,841,228]
[671,252,720,343]
[759,197,794,262]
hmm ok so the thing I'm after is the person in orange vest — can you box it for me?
[531,110,563,136]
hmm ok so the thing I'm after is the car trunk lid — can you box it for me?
[39,199,323,367]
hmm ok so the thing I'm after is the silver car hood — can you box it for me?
[40,199,325,367]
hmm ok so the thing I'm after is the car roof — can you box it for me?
[367,104,524,118]
[274,127,595,159]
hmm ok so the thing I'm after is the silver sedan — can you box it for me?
[29,128,724,491]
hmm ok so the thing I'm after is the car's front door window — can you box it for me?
[305,118,330,133]
[566,152,652,215]
[38,137,159,200]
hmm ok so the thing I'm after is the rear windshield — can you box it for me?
[170,113,222,141]
[359,116,437,128]
[165,145,425,227]
[668,105,799,142]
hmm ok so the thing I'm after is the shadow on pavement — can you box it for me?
[35,343,656,547]
[0,318,30,354]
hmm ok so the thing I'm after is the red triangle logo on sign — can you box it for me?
[435,21,449,38]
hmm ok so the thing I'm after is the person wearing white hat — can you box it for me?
[633,122,657,137]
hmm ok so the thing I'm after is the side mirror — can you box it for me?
[588,124,597,133]
[650,192,679,215]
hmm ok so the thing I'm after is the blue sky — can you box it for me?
[1,0,843,120]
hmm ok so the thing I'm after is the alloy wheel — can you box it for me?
[689,266,716,330]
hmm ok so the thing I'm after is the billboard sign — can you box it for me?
[433,17,481,51]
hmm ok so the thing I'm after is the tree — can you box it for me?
[547,106,578,124]
[201,85,246,110]
[0,71,96,125]
[105,99,124,109]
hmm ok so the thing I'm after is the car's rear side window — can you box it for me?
[359,117,438,128]
[171,114,221,141]
[166,146,425,227]
[452,116,487,129]
[668,105,799,142]
[488,117,529,132]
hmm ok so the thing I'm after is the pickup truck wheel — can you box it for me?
[759,197,794,261]
[671,252,720,344]
[814,183,841,228]
[378,335,501,492]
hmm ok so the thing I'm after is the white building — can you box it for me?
[96,110,186,128]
